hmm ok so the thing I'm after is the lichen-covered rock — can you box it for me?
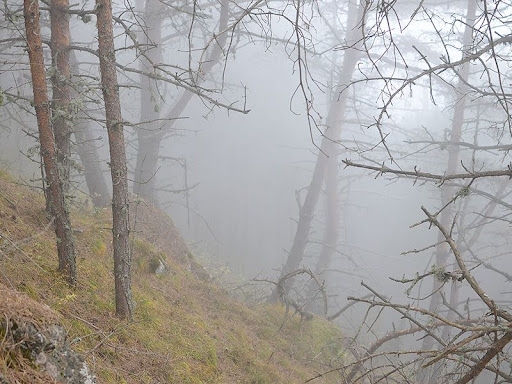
[24,323,96,384]
[0,283,96,384]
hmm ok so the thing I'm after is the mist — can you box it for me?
[2,0,512,381]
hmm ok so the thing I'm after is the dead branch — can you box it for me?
[275,268,328,319]
[455,331,512,384]
[421,206,512,322]
[343,159,512,183]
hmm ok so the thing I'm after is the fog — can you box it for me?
[2,0,512,380]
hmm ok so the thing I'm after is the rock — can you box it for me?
[9,320,96,384]
[0,283,96,384]
[154,258,168,275]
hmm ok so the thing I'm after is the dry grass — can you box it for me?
[0,283,61,384]
[0,170,345,383]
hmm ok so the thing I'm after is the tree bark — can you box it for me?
[96,0,133,319]
[24,0,76,285]
[50,0,72,195]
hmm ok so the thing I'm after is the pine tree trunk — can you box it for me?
[24,0,76,285]
[133,0,164,205]
[73,118,112,207]
[133,132,162,204]
[96,0,133,319]
[50,0,72,195]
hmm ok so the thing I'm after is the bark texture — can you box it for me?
[24,0,76,285]
[50,0,72,194]
[96,0,133,319]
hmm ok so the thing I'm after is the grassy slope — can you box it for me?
[0,170,346,383]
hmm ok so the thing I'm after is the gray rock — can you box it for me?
[12,321,96,384]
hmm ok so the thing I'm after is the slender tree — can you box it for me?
[420,3,477,381]
[50,0,72,194]
[96,0,133,319]
[133,0,165,204]
[305,142,339,313]
[23,0,76,285]
[270,0,364,302]
[133,0,231,205]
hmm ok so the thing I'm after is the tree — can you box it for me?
[50,0,73,195]
[132,0,232,205]
[23,0,76,286]
[270,0,365,302]
[96,0,133,319]
[325,0,512,382]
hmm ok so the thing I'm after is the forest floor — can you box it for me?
[0,169,346,383]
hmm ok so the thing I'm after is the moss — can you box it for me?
[133,238,154,257]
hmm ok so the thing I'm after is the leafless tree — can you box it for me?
[131,0,244,205]
[270,0,366,302]
[320,0,512,382]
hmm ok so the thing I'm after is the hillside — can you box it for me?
[0,170,346,383]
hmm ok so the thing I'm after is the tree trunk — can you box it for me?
[24,0,76,285]
[133,131,163,204]
[96,0,133,319]
[133,0,164,204]
[423,0,476,335]
[73,118,112,207]
[133,0,230,204]
[306,142,339,314]
[270,0,363,302]
[69,51,111,207]
[50,0,72,195]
